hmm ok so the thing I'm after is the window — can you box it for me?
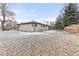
[32,24,37,27]
[35,23,37,27]
[43,25,45,27]
[41,25,42,27]
[32,24,34,27]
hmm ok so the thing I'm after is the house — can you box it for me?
[17,21,49,32]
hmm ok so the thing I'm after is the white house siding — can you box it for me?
[43,26,47,31]
[18,24,34,32]
[18,22,49,32]
[33,24,49,32]
[34,24,42,31]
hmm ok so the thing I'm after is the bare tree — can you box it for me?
[0,3,15,30]
[4,20,17,30]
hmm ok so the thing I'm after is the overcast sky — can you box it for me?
[9,3,64,23]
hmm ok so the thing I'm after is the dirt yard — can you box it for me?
[0,30,79,56]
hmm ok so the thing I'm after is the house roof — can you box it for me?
[17,21,49,26]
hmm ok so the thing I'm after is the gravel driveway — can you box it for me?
[0,30,79,56]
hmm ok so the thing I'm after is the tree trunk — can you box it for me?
[1,21,5,31]
[2,11,6,31]
[2,16,5,30]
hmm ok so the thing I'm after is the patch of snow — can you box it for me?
[20,32,45,35]
[45,30,69,34]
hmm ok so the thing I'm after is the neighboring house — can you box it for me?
[17,21,49,32]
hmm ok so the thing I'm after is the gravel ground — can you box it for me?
[0,30,79,56]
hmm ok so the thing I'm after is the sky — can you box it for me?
[9,3,64,23]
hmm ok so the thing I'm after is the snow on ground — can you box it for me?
[0,30,79,55]
[0,30,68,36]
[45,30,70,34]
